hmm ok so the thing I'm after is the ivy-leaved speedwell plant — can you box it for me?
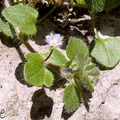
[24,36,100,112]
[1,1,120,113]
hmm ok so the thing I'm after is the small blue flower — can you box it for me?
[45,32,63,47]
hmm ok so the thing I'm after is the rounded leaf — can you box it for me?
[2,4,38,35]
[91,37,120,68]
[66,37,89,68]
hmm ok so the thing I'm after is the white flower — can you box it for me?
[45,32,63,47]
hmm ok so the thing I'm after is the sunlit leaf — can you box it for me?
[24,53,54,87]
[91,37,120,68]
[76,0,88,7]
[66,37,89,68]
[44,68,54,87]
[63,81,81,112]
[48,49,68,67]
[0,18,13,38]
[2,4,38,35]
[91,0,105,12]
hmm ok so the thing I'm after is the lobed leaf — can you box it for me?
[24,53,54,87]
[43,68,54,87]
[2,4,38,35]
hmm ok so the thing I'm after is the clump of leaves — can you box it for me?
[24,37,99,112]
[1,2,120,113]
[0,4,38,52]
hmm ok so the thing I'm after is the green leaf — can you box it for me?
[48,49,68,67]
[91,0,105,12]
[0,18,13,38]
[83,58,99,91]
[76,0,88,7]
[63,82,81,112]
[44,68,54,87]
[74,57,99,91]
[105,0,120,11]
[66,37,89,68]
[85,58,99,87]
[2,4,38,35]
[91,37,120,68]
[24,53,54,87]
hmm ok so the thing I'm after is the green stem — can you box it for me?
[44,49,53,61]
[23,41,36,53]
[90,13,99,38]
[20,33,36,53]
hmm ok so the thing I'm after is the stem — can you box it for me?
[20,33,37,53]
[44,49,53,61]
[37,6,56,23]
[23,42,36,53]
[90,13,99,38]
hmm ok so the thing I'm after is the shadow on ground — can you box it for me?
[15,46,33,86]
[61,108,75,120]
[30,89,53,120]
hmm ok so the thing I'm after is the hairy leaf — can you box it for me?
[74,57,99,91]
[66,37,89,68]
[91,0,105,12]
[85,58,99,87]
[91,37,120,68]
[76,0,88,7]
[43,68,54,87]
[48,49,68,67]
[76,0,120,12]
[0,18,13,38]
[2,4,38,35]
[24,53,54,87]
[63,82,81,112]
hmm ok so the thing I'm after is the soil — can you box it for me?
[1,6,120,120]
